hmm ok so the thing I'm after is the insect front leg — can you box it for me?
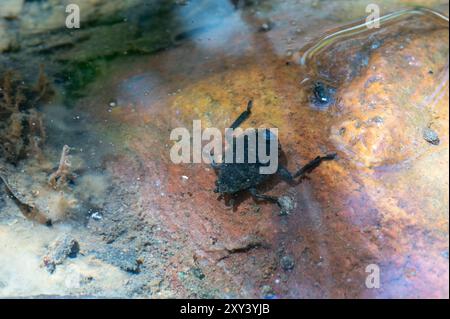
[229,100,253,129]
[293,153,336,178]
[277,153,336,181]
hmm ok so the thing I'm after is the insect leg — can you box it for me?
[229,100,253,129]
[249,187,279,203]
[292,153,336,179]
[277,165,295,182]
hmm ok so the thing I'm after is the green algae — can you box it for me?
[53,2,182,103]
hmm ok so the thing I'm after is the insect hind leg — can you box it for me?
[249,187,279,204]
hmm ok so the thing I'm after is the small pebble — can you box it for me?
[371,39,382,50]
[42,235,80,273]
[278,196,295,216]
[259,21,273,32]
[423,127,440,145]
[371,116,384,124]
[280,255,295,271]
[261,285,275,298]
[91,211,103,220]
[191,267,205,280]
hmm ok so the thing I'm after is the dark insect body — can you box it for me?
[212,101,336,206]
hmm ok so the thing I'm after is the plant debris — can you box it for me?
[0,173,51,225]
[0,67,52,163]
[48,145,73,189]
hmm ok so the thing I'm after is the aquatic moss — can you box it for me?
[0,67,52,163]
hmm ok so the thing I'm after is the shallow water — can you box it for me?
[0,0,449,298]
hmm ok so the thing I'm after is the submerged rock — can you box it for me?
[42,235,80,273]
[92,247,141,274]
[280,255,295,271]
[278,196,295,216]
